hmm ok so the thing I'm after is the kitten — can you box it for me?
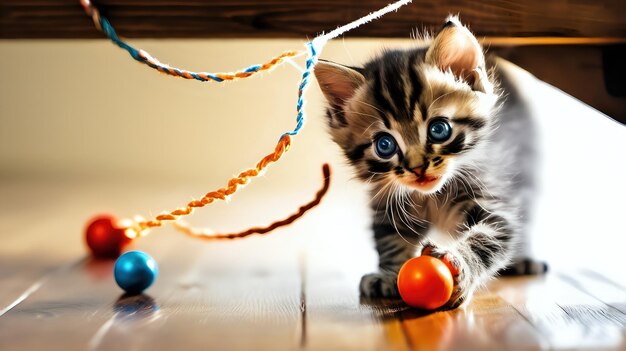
[314,16,546,309]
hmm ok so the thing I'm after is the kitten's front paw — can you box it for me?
[360,272,400,298]
[421,245,469,310]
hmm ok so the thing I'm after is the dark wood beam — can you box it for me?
[1,0,625,39]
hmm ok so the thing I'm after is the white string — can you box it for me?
[312,0,412,51]
[284,56,305,74]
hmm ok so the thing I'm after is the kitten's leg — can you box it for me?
[495,61,548,277]
[422,202,515,309]
[360,218,425,298]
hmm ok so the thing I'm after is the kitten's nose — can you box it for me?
[411,167,425,177]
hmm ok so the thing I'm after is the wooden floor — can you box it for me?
[0,179,625,351]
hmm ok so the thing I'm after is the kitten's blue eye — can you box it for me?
[374,134,398,159]
[428,119,452,143]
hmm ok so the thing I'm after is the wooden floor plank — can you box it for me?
[85,233,216,351]
[0,231,201,351]
[124,238,304,351]
[558,272,626,324]
[557,270,626,318]
[401,286,547,351]
[0,182,78,311]
[304,267,409,351]
[490,274,626,350]
[0,226,84,313]
[0,180,170,312]
[0,258,85,318]
[0,178,235,318]
[581,270,626,293]
[0,259,120,351]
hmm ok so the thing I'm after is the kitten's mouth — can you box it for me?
[398,169,446,193]
[410,175,440,191]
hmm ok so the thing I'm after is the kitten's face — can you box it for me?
[315,18,498,195]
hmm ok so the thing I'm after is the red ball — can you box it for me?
[397,256,454,310]
[85,215,131,258]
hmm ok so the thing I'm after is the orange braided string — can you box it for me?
[216,51,300,80]
[172,164,331,240]
[144,50,303,81]
[123,135,291,238]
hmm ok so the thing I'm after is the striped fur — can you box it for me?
[316,17,542,309]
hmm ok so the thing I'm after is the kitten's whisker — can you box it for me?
[400,204,424,229]
[459,170,485,195]
[443,184,451,206]
[423,72,435,109]
[389,183,419,247]
[341,36,356,67]
[371,179,395,215]
[371,179,393,202]
[454,170,477,200]
[367,170,388,176]
[353,99,386,115]
[384,182,395,225]
[427,91,456,116]
[350,111,381,120]
[398,189,424,224]
[402,189,421,214]
[363,173,377,189]
[466,168,492,193]
[362,121,381,136]
[394,185,425,235]
[457,168,495,199]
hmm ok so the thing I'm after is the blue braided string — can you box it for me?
[283,41,318,138]
[98,17,261,83]
[99,10,319,139]
[100,18,143,62]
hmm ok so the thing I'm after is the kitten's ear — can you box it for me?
[314,60,365,107]
[426,16,488,92]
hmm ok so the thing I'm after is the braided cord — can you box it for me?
[172,164,330,240]
[123,135,291,238]
[80,0,301,82]
[283,41,317,137]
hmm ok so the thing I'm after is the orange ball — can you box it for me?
[397,256,454,310]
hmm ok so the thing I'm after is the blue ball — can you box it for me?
[114,251,158,294]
